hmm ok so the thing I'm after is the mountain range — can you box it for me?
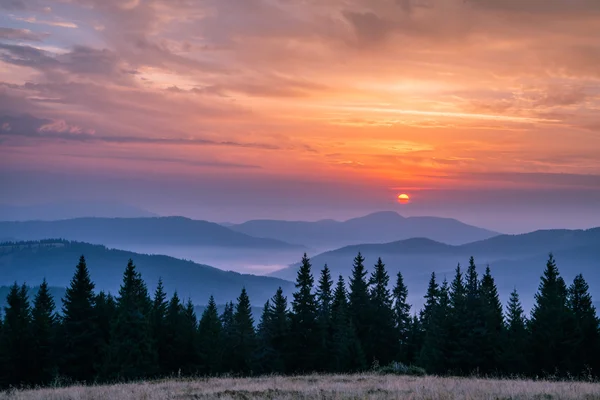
[0,217,300,249]
[0,240,294,306]
[0,201,157,221]
[271,228,600,311]
[228,211,499,249]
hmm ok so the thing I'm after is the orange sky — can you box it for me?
[1,0,600,230]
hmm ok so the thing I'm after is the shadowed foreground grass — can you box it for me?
[2,374,600,400]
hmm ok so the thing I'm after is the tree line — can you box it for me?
[0,252,598,388]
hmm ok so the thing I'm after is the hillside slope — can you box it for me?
[0,240,294,305]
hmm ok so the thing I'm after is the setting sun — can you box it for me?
[397,194,410,204]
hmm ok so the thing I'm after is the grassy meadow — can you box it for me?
[2,374,599,400]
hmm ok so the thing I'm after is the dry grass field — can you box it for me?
[2,374,599,400]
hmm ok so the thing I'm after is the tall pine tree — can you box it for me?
[30,279,57,385]
[502,288,529,375]
[330,275,365,372]
[448,264,469,374]
[420,278,450,374]
[348,252,372,365]
[567,274,600,376]
[61,256,98,382]
[106,259,157,380]
[198,295,223,375]
[151,278,169,374]
[529,254,573,376]
[368,257,397,365]
[392,271,412,363]
[231,288,256,375]
[0,283,32,386]
[479,265,504,374]
[289,254,319,372]
[315,265,333,371]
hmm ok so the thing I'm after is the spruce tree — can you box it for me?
[151,278,169,374]
[330,275,365,372]
[267,287,291,373]
[255,301,274,374]
[420,278,450,374]
[232,288,256,374]
[348,252,372,364]
[448,264,469,373]
[502,288,529,375]
[198,295,223,375]
[567,274,600,376]
[31,279,57,385]
[61,256,98,382]
[479,265,504,374]
[0,283,32,386]
[94,291,116,378]
[181,299,199,374]
[106,259,157,380]
[529,254,573,376]
[290,253,319,372]
[164,291,184,375]
[464,257,484,372]
[420,272,440,331]
[368,257,397,366]
[393,271,412,363]
[220,301,235,373]
[316,265,333,371]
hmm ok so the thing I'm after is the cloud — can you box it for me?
[12,16,78,29]
[0,27,49,42]
[0,114,280,150]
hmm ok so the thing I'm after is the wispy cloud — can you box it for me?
[12,16,77,29]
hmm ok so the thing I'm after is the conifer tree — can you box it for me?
[198,295,223,375]
[232,288,256,374]
[316,265,333,370]
[0,283,32,386]
[164,291,184,375]
[180,298,199,374]
[420,279,450,374]
[330,275,365,372]
[61,256,98,382]
[463,257,484,371]
[290,254,319,372]
[266,287,291,373]
[420,272,440,331]
[255,301,274,374]
[348,252,372,363]
[479,265,504,374]
[567,274,600,376]
[529,254,573,376]
[94,291,116,377]
[107,259,157,380]
[404,314,423,364]
[502,288,529,375]
[31,279,57,385]
[448,264,469,373]
[368,257,397,365]
[392,270,412,363]
[220,301,235,373]
[151,278,169,374]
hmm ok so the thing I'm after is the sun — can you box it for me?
[397,193,410,204]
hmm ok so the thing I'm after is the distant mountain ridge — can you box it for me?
[0,240,294,305]
[271,227,600,312]
[229,211,499,249]
[0,217,301,249]
[0,201,157,221]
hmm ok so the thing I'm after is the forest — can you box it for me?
[0,252,598,388]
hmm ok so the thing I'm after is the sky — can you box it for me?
[1,0,600,233]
